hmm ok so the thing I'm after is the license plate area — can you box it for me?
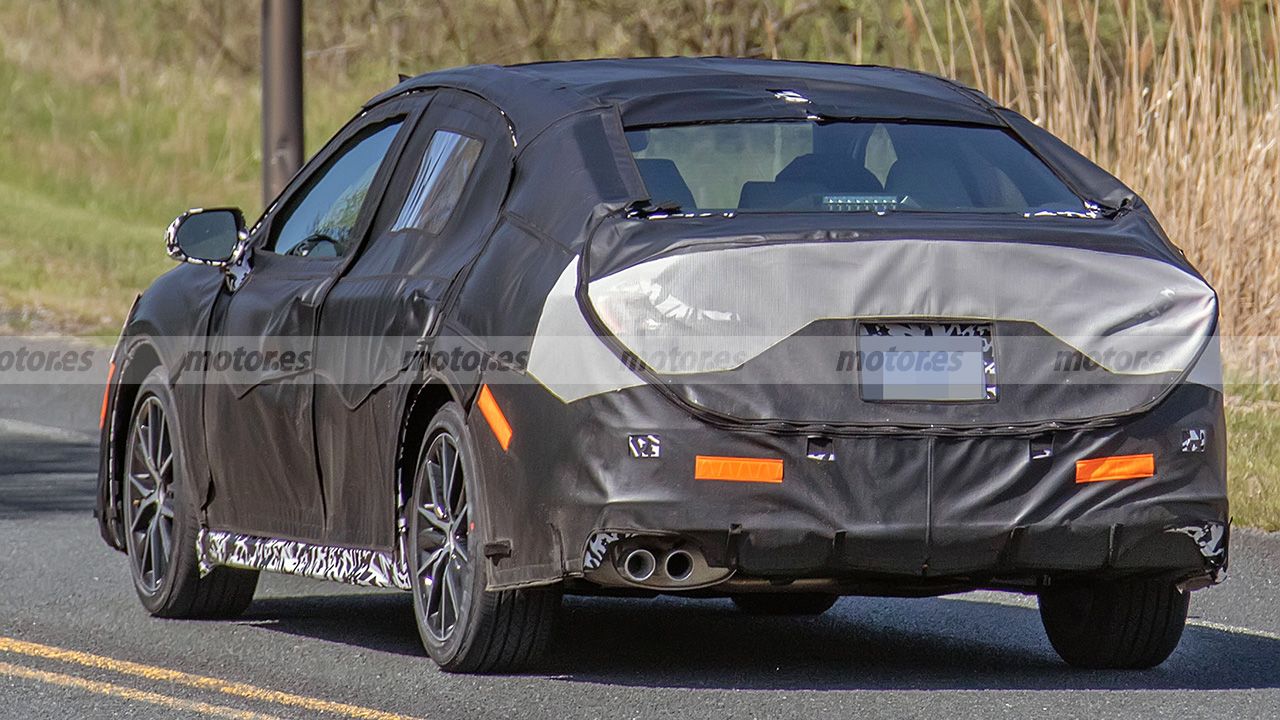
[856,322,997,402]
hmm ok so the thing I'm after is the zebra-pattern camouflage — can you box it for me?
[583,531,628,571]
[198,528,412,590]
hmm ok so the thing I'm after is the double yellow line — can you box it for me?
[0,636,423,720]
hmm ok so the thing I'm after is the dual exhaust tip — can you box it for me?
[592,536,733,589]
[621,548,695,584]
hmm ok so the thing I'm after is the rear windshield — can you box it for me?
[625,121,1086,215]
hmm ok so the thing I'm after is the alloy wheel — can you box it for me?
[414,432,472,643]
[124,395,176,594]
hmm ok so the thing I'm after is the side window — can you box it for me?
[269,120,403,257]
[391,130,483,235]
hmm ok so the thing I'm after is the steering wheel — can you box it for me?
[287,233,344,258]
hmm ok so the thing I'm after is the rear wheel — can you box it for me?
[123,367,258,618]
[1039,576,1189,669]
[409,403,559,673]
[731,593,839,616]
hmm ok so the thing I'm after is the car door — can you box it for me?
[202,99,419,541]
[312,89,514,548]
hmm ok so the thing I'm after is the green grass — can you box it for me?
[0,177,163,333]
[0,1,1274,530]
[1226,382,1280,531]
[0,49,253,333]
[0,19,377,333]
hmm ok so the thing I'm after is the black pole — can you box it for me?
[261,0,303,208]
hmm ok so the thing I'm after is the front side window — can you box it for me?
[392,130,483,235]
[625,121,1085,215]
[269,120,403,257]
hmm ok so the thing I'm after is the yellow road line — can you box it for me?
[0,660,282,720]
[0,637,423,720]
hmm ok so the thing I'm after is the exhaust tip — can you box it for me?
[621,548,657,583]
[664,550,694,582]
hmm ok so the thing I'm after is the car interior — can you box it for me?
[630,121,1070,213]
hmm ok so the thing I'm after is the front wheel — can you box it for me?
[409,402,559,673]
[122,366,258,618]
[1039,576,1189,669]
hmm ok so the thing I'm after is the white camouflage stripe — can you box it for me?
[198,528,412,590]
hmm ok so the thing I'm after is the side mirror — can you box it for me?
[164,208,247,267]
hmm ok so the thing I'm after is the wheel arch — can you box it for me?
[97,337,165,550]
[96,265,228,551]
[395,380,462,525]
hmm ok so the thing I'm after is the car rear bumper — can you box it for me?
[476,380,1228,591]
[578,517,1227,595]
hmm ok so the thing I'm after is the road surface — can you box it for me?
[0,396,1277,719]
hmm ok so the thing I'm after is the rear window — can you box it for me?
[625,121,1086,215]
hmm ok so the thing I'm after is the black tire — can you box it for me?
[408,402,559,673]
[122,366,259,618]
[1039,576,1189,669]
[731,593,839,616]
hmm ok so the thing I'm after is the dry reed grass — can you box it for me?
[0,0,1277,528]
[906,1,1280,366]
[1,1,1276,355]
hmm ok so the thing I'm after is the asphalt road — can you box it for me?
[1,408,1278,719]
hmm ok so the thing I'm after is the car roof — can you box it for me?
[367,57,1003,139]
[507,57,986,105]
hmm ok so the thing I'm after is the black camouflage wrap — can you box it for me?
[97,58,1227,596]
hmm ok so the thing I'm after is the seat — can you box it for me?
[775,153,884,193]
[634,158,696,209]
[884,155,974,208]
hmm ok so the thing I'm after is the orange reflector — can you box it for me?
[98,360,116,430]
[476,384,512,451]
[1075,453,1155,483]
[694,455,784,483]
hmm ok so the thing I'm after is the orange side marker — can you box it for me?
[1075,453,1155,483]
[98,360,116,429]
[695,455,784,483]
[476,384,513,451]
